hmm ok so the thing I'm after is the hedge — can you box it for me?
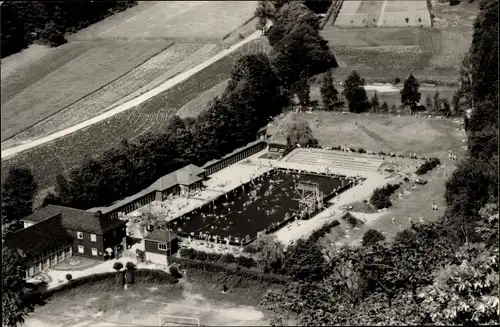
[370,183,401,209]
[416,157,441,175]
[45,269,178,297]
[171,257,289,285]
[179,248,257,268]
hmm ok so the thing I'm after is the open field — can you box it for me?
[69,1,258,42]
[0,44,56,84]
[322,27,472,83]
[1,41,171,142]
[272,112,465,159]
[1,38,271,190]
[23,279,270,327]
[334,0,431,28]
[3,43,222,147]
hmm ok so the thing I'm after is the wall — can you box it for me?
[68,229,105,261]
[145,238,179,256]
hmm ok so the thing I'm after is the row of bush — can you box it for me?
[415,157,441,175]
[171,256,289,285]
[179,248,257,268]
[370,183,401,209]
[46,268,178,297]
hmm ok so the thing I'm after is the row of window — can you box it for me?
[78,245,99,256]
[76,230,117,241]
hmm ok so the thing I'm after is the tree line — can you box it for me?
[261,0,498,325]
[0,1,137,58]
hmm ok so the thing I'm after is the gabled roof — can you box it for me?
[4,214,73,259]
[148,164,205,192]
[144,229,178,243]
[21,205,125,234]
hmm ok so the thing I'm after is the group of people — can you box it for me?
[448,150,458,161]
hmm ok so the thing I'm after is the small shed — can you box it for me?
[144,229,179,265]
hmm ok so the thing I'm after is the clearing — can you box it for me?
[23,277,271,327]
[1,41,171,142]
[68,1,258,42]
[321,27,472,84]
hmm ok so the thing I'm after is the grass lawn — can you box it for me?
[24,275,272,327]
[1,41,171,142]
[431,0,480,29]
[322,27,472,84]
[69,1,258,42]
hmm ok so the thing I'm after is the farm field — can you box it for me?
[334,0,431,28]
[1,38,271,190]
[3,43,222,148]
[1,41,172,142]
[322,27,472,84]
[177,79,229,119]
[69,1,258,42]
[23,278,271,327]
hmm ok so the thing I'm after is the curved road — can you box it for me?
[1,31,262,160]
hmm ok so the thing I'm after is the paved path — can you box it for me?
[1,31,262,159]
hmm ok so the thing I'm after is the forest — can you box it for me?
[0,0,137,58]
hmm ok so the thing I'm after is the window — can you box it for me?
[91,248,98,256]
[158,243,167,251]
[90,234,97,242]
[77,232,83,240]
[78,245,84,253]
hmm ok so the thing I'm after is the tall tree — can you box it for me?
[400,74,421,113]
[1,167,37,226]
[254,234,285,273]
[269,1,337,102]
[425,93,433,111]
[343,71,369,113]
[320,70,338,111]
[432,90,440,113]
[2,247,41,327]
[286,121,319,148]
[370,91,380,113]
[255,0,275,31]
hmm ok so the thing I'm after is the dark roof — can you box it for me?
[148,164,205,191]
[4,214,73,259]
[21,205,125,234]
[203,140,265,168]
[144,229,178,243]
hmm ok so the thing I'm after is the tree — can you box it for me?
[432,90,440,113]
[370,91,380,113]
[286,121,319,148]
[255,0,276,31]
[269,2,337,101]
[343,71,369,113]
[400,74,421,112]
[1,166,37,226]
[440,98,451,117]
[425,94,433,111]
[113,262,123,272]
[451,93,462,116]
[320,70,338,111]
[379,101,389,113]
[362,229,386,246]
[254,234,285,273]
[390,104,398,114]
[2,247,40,327]
[418,242,499,325]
